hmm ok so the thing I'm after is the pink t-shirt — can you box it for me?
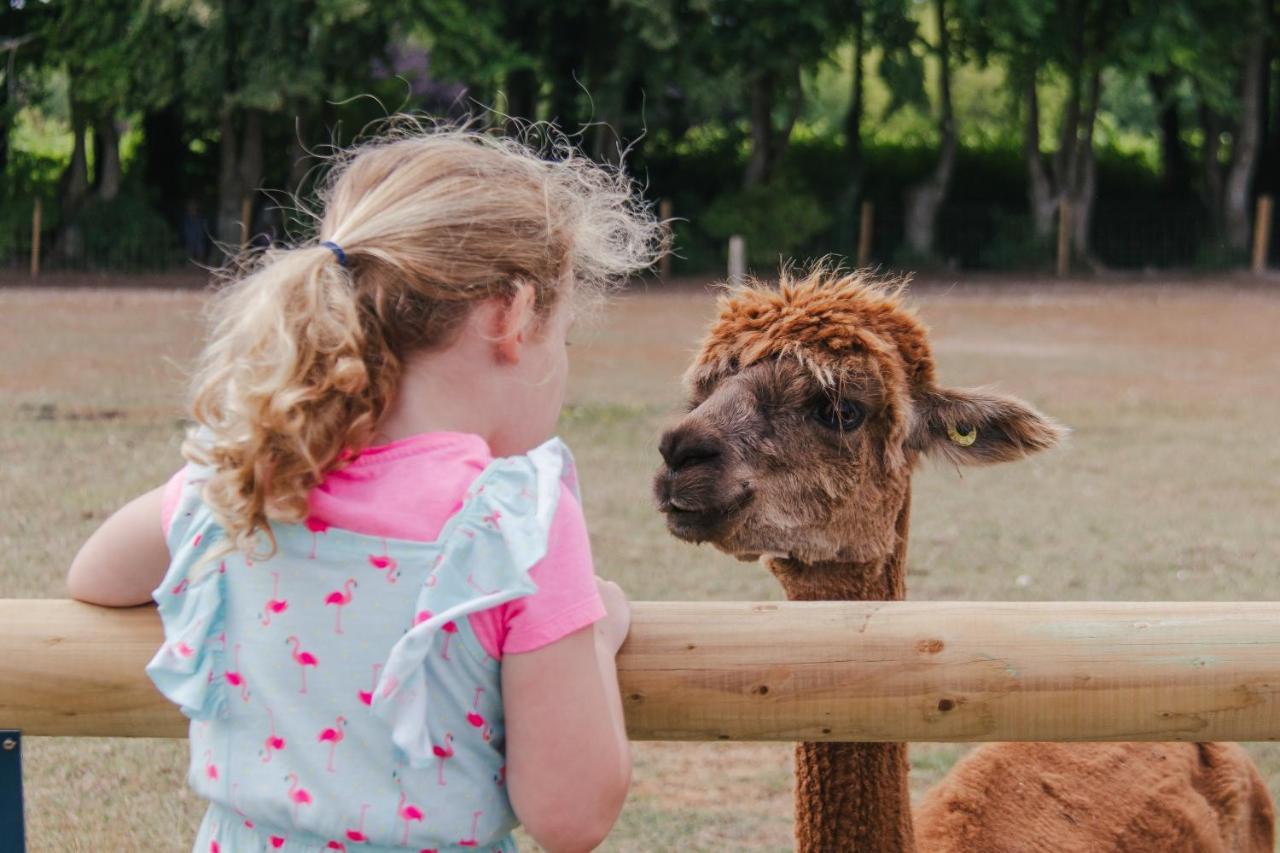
[161,432,604,659]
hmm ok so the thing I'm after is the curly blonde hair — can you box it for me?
[186,125,662,558]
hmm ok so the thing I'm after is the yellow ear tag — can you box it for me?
[947,422,978,447]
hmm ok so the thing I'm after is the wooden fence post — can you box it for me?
[727,235,746,285]
[857,201,874,267]
[29,198,41,279]
[658,198,673,281]
[1252,195,1273,275]
[1056,198,1071,277]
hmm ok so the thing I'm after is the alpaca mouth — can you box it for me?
[656,487,754,543]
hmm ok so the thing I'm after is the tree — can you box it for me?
[961,0,1130,266]
[670,0,849,188]
[901,0,957,259]
[170,0,412,250]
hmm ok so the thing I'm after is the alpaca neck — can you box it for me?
[766,486,915,853]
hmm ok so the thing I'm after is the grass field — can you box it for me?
[3,272,1280,851]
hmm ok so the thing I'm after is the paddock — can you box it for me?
[2,275,1279,850]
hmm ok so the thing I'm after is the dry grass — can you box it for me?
[2,275,1279,851]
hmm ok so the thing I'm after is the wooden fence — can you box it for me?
[4,598,1280,743]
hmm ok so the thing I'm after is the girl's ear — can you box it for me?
[908,386,1066,466]
[493,281,537,365]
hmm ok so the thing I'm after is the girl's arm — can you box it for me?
[66,486,170,607]
[502,584,631,852]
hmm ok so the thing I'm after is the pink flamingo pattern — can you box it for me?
[357,663,382,706]
[324,578,357,634]
[458,810,484,847]
[432,732,455,786]
[305,515,329,558]
[397,790,424,845]
[171,577,190,595]
[317,714,347,772]
[345,803,372,843]
[286,635,318,693]
[467,687,492,741]
[204,749,219,781]
[224,643,250,701]
[482,509,501,529]
[260,707,286,762]
[411,610,459,659]
[261,572,289,626]
[285,772,313,823]
[231,782,254,829]
[368,540,399,584]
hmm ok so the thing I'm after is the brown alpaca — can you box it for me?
[653,269,1275,853]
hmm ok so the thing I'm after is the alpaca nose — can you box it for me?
[659,426,724,472]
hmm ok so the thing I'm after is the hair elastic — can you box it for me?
[320,240,349,268]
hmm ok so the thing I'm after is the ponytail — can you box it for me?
[185,244,402,557]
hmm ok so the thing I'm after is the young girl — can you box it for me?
[66,127,661,852]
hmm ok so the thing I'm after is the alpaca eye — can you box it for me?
[812,398,866,432]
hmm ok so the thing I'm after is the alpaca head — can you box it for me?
[654,268,1065,565]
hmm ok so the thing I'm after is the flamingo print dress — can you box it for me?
[147,437,581,852]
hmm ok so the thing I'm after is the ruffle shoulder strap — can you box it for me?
[145,462,229,721]
[371,437,578,767]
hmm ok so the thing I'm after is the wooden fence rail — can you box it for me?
[3,599,1279,743]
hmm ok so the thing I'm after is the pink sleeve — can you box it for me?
[467,486,604,659]
[160,468,187,539]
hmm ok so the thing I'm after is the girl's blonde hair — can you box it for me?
[186,125,662,557]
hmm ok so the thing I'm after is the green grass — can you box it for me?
[3,278,1280,850]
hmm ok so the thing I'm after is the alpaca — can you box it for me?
[653,269,1275,853]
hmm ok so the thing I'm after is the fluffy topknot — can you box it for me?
[686,267,936,392]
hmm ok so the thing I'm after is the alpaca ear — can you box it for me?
[909,387,1066,465]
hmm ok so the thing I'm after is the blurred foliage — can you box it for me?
[0,0,1276,272]
[703,183,832,268]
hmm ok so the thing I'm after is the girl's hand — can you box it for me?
[594,577,631,654]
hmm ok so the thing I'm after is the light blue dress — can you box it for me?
[147,438,578,852]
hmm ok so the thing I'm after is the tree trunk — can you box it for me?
[587,27,622,165]
[902,0,955,258]
[1223,20,1266,252]
[57,93,91,262]
[95,117,122,202]
[846,2,866,198]
[743,72,775,189]
[1149,72,1191,197]
[773,64,804,169]
[240,108,265,242]
[505,66,539,128]
[1052,0,1087,194]
[545,9,585,134]
[216,109,242,250]
[1068,67,1101,265]
[62,100,91,216]
[142,103,188,225]
[1024,74,1058,240]
[0,74,8,179]
[1199,98,1225,234]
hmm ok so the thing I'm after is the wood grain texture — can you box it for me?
[3,599,1279,742]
